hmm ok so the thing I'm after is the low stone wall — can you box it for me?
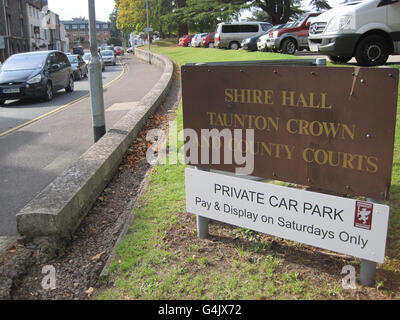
[16,50,173,240]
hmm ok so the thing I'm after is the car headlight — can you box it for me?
[272,31,279,38]
[27,74,42,84]
[325,15,352,34]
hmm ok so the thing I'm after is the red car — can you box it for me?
[201,32,215,48]
[114,46,124,56]
[178,34,194,47]
[266,12,320,54]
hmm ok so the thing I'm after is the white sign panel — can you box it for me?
[185,168,390,263]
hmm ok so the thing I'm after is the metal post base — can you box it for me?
[360,259,377,287]
[196,215,209,239]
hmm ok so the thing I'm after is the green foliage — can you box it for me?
[309,0,332,11]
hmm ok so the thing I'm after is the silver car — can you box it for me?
[82,52,105,71]
[191,33,208,47]
[100,50,116,66]
[214,21,272,50]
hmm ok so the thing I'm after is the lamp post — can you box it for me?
[88,0,106,142]
[145,0,151,64]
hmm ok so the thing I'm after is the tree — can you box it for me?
[179,0,246,33]
[309,0,331,11]
[250,0,303,25]
[247,8,271,23]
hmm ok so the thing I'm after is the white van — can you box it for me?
[215,22,273,50]
[308,0,400,66]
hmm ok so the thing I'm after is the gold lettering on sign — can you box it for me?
[281,91,332,109]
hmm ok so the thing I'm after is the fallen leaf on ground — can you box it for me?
[85,287,94,297]
[90,250,106,261]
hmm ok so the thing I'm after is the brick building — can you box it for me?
[0,0,64,62]
[0,0,31,62]
[62,18,111,49]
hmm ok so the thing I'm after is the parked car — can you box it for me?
[242,28,274,52]
[82,52,105,72]
[0,51,74,105]
[114,46,125,56]
[201,32,215,48]
[257,24,286,51]
[266,13,320,54]
[178,34,194,47]
[214,21,273,50]
[72,46,84,55]
[308,0,400,66]
[191,33,208,47]
[67,54,88,80]
[100,50,117,65]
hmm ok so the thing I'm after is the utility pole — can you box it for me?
[88,0,106,142]
[145,0,151,64]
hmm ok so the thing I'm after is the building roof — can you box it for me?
[61,18,109,25]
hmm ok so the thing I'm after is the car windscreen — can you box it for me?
[101,50,114,56]
[68,56,79,64]
[291,15,307,28]
[2,54,47,71]
[83,54,91,60]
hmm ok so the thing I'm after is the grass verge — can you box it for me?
[96,39,400,300]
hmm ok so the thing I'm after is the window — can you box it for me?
[222,25,241,33]
[103,24,108,29]
[96,24,100,29]
[80,24,85,30]
[47,53,58,67]
[240,25,259,33]
[72,25,78,29]
[20,19,24,37]
[6,15,11,36]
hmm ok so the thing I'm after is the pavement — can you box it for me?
[0,54,163,236]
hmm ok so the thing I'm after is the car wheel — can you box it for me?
[44,82,53,101]
[355,35,389,66]
[328,56,352,64]
[65,76,74,93]
[281,38,297,54]
[0,99,5,106]
[229,42,240,50]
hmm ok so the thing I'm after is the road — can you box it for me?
[294,51,400,65]
[0,55,163,235]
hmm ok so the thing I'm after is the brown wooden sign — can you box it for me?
[181,63,398,200]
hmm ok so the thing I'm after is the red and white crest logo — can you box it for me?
[354,201,373,230]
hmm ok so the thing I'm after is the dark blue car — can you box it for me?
[0,50,74,105]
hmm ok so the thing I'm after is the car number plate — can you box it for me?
[3,88,20,94]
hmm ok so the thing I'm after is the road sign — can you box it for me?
[144,27,153,32]
[182,64,399,200]
[185,168,390,263]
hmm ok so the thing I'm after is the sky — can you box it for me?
[48,0,116,22]
[48,0,345,23]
